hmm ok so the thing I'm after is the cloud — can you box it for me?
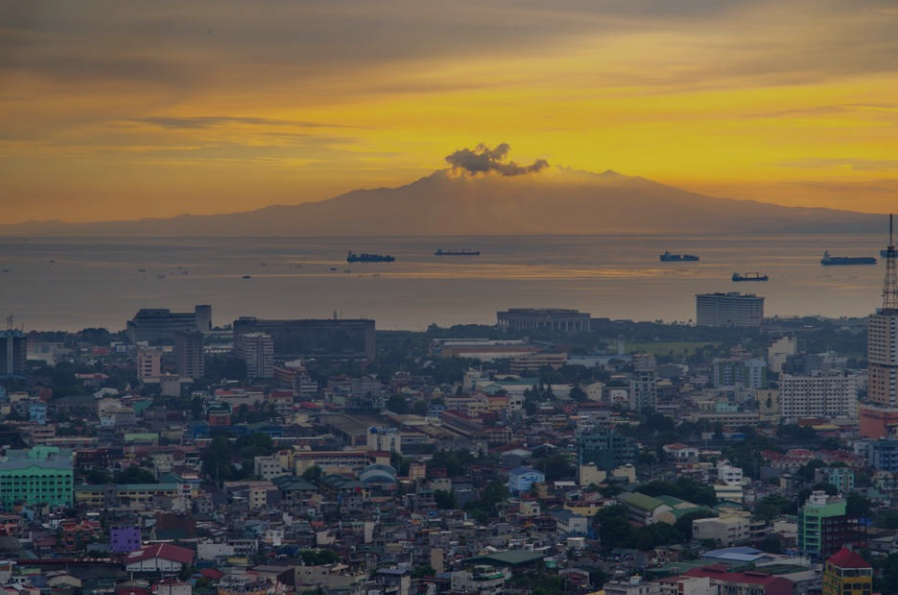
[129,116,341,130]
[777,157,898,171]
[445,143,549,176]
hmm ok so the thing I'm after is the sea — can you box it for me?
[0,233,890,333]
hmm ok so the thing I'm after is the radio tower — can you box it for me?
[884,213,898,312]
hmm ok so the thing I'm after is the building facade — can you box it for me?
[175,330,205,379]
[779,374,858,423]
[798,491,849,559]
[233,317,375,359]
[127,305,211,343]
[577,428,638,470]
[496,308,591,332]
[822,548,872,595]
[695,292,764,327]
[0,446,74,510]
[236,332,275,379]
[0,329,27,378]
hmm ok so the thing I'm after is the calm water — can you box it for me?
[0,234,889,332]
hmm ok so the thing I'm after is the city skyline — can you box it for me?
[3,1,898,224]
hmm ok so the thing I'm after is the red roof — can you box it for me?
[126,543,194,565]
[827,547,870,569]
[198,568,224,580]
[684,567,792,595]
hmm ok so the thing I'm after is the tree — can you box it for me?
[302,465,323,482]
[846,491,873,519]
[434,489,457,510]
[386,394,410,414]
[757,534,783,554]
[674,511,716,541]
[114,466,157,484]
[596,505,634,551]
[754,494,797,521]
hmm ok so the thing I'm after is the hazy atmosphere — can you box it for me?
[3,0,898,223]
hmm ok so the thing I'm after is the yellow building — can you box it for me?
[822,548,872,595]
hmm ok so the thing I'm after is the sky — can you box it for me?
[2,0,898,224]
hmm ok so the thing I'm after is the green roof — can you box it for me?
[619,492,666,512]
[467,550,545,567]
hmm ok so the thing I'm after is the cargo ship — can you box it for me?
[732,272,768,282]
[660,251,699,262]
[820,251,876,265]
[434,248,481,256]
[347,251,395,263]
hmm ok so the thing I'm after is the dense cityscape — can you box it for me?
[0,234,894,595]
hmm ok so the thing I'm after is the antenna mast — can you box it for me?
[884,213,898,311]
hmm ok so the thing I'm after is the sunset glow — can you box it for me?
[2,0,898,223]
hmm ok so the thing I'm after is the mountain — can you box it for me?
[0,168,883,235]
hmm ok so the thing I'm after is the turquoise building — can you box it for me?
[0,446,74,510]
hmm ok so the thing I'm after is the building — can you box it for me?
[822,548,872,595]
[780,374,858,423]
[860,221,898,438]
[683,567,792,595]
[137,347,163,380]
[868,438,898,472]
[712,358,768,389]
[496,308,591,332]
[235,332,274,379]
[0,329,27,378]
[125,543,194,573]
[629,370,657,411]
[127,305,211,343]
[0,446,74,510]
[507,467,545,493]
[577,427,638,470]
[692,516,751,547]
[798,491,849,559]
[233,317,375,359]
[175,330,204,378]
[695,292,764,327]
[815,467,855,494]
[110,526,142,554]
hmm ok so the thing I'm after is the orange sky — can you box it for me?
[2,0,898,223]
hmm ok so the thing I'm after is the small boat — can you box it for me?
[881,248,896,258]
[434,248,481,256]
[330,267,338,271]
[242,275,252,279]
[821,251,876,265]
[660,251,699,262]
[732,272,768,282]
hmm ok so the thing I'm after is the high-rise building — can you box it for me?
[859,215,898,439]
[629,370,657,412]
[0,446,74,510]
[712,357,768,389]
[126,305,212,343]
[780,374,858,423]
[233,317,375,359]
[0,329,27,378]
[137,347,162,380]
[175,330,205,379]
[577,427,638,470]
[236,332,275,379]
[695,292,764,327]
[822,548,872,595]
[798,491,849,559]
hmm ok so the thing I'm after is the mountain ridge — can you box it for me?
[0,168,884,236]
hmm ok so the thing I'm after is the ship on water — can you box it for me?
[434,248,481,256]
[732,272,768,282]
[347,251,395,263]
[820,250,876,265]
[660,250,699,262]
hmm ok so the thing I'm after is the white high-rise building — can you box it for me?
[236,332,274,379]
[780,374,858,423]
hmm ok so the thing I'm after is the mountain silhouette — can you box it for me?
[0,168,882,235]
